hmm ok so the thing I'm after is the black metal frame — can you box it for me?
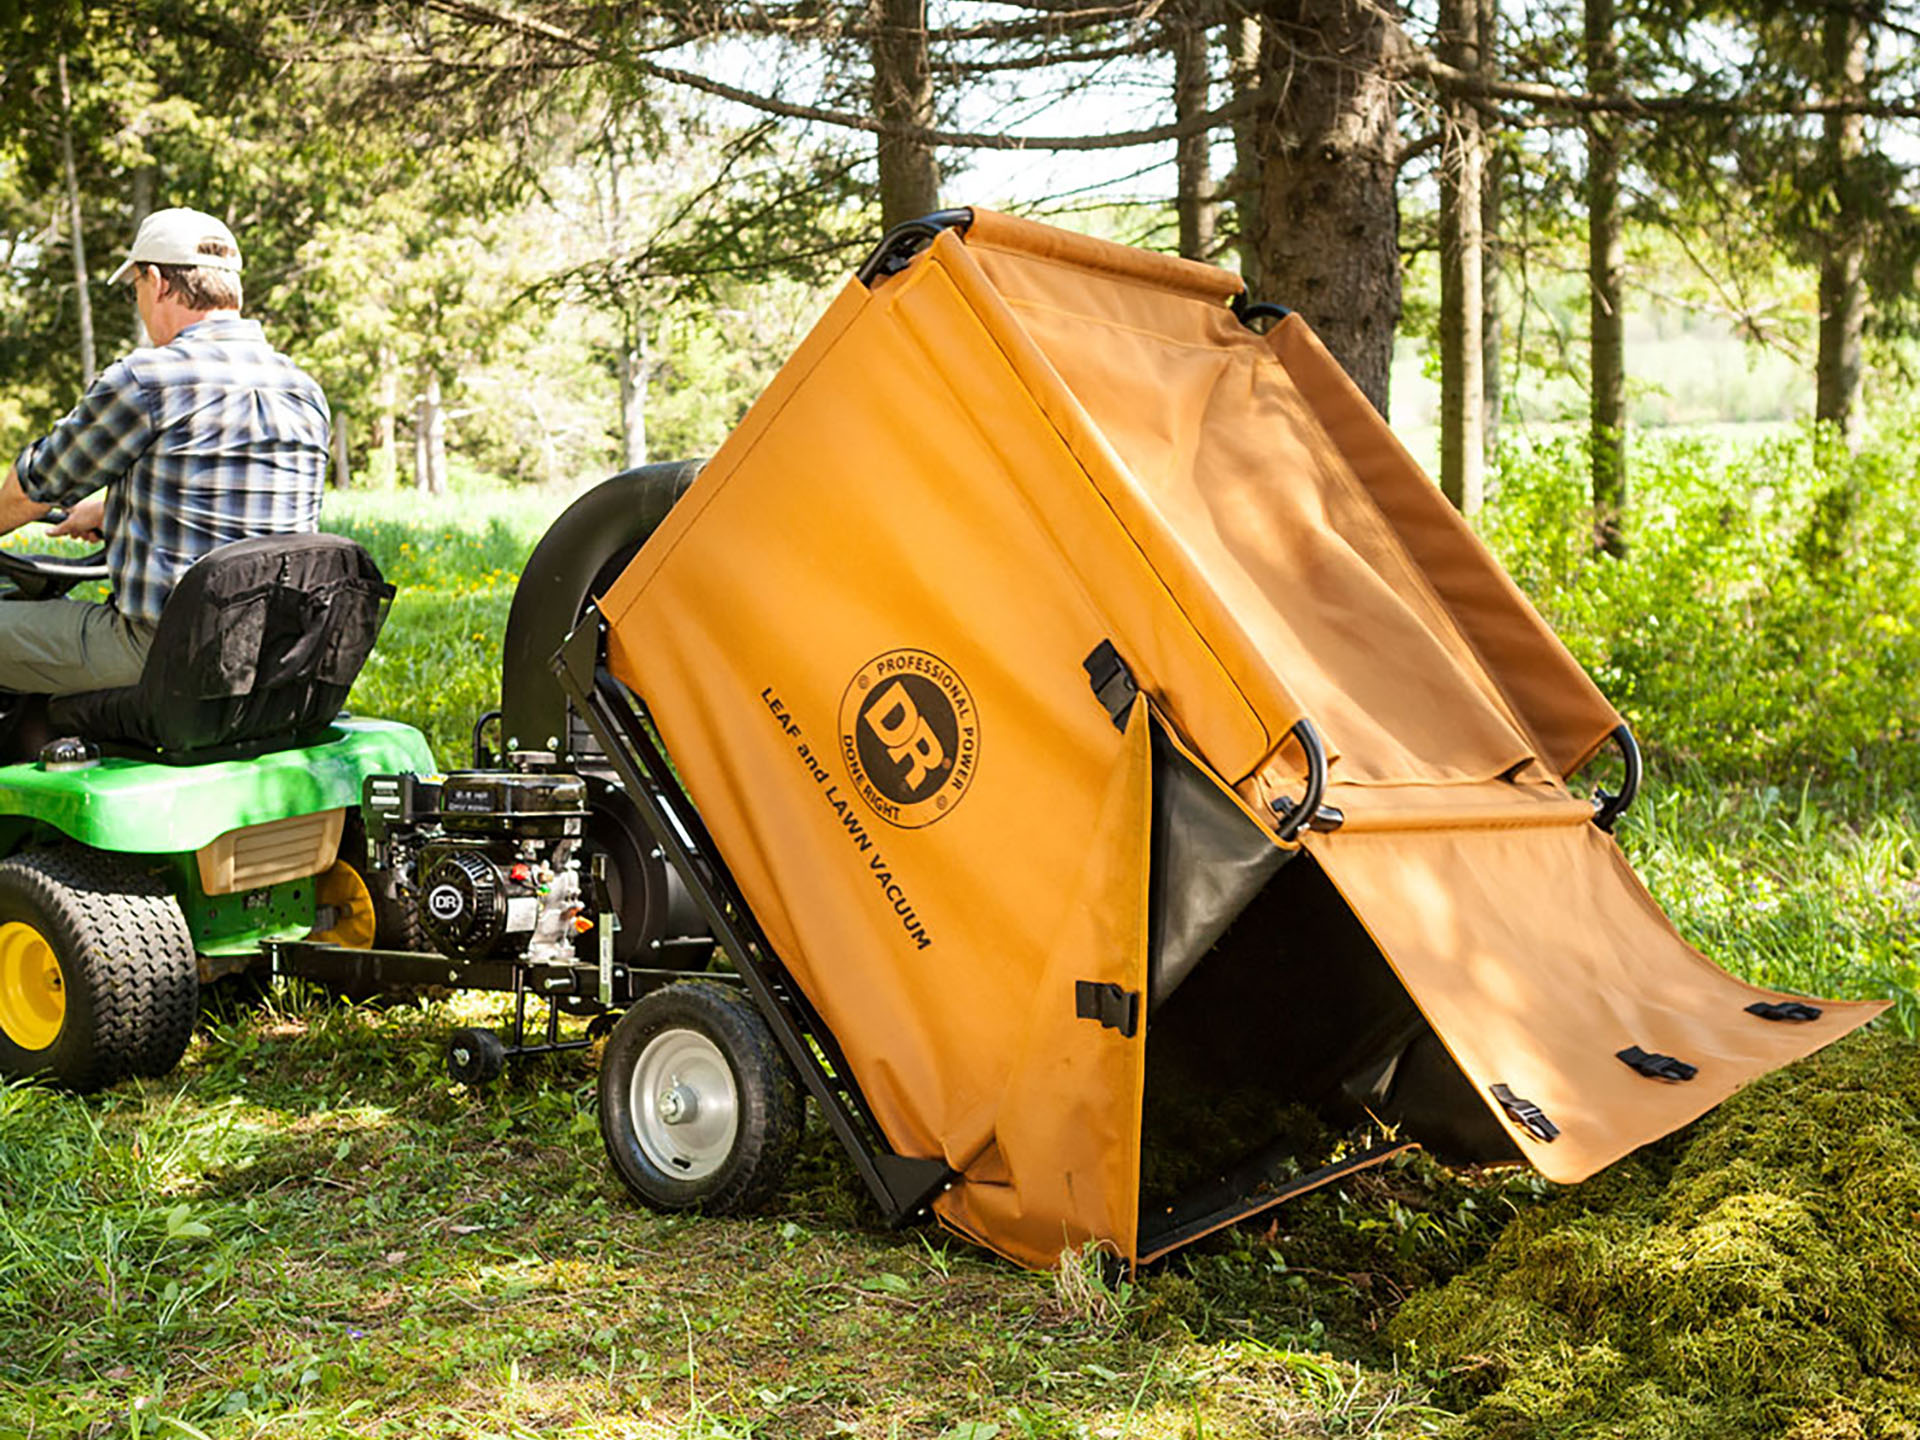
[550,610,954,1225]
[265,937,725,1060]
[1269,718,1329,843]
[1138,1138,1414,1262]
[856,209,976,287]
[1230,293,1293,331]
[1590,723,1642,832]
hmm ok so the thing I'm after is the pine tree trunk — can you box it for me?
[870,0,940,229]
[330,412,351,490]
[1229,15,1267,299]
[1478,0,1503,454]
[373,349,398,487]
[55,53,96,388]
[1249,0,1401,415]
[1815,8,1869,443]
[1586,0,1627,556]
[1173,6,1216,263]
[130,163,155,350]
[415,369,447,496]
[1438,0,1486,516]
[619,307,649,471]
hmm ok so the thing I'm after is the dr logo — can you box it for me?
[840,650,979,828]
[864,681,947,791]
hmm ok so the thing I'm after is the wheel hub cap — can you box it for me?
[310,861,378,950]
[0,921,65,1052]
[657,1084,700,1124]
[631,1029,738,1180]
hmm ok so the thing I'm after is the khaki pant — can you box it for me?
[0,599,158,695]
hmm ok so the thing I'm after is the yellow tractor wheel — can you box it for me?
[0,920,65,1053]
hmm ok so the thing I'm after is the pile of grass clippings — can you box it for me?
[1390,1027,1920,1439]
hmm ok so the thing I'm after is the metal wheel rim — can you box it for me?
[310,861,378,950]
[630,1027,738,1181]
[0,920,64,1052]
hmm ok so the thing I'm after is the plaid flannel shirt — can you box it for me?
[14,317,330,624]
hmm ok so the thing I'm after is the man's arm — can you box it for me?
[0,471,51,538]
[7,361,153,534]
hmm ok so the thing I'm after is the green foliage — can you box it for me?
[323,484,549,766]
[1390,1028,1920,1438]
[1481,420,1920,786]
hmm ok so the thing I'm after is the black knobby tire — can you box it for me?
[0,847,198,1092]
[599,981,804,1215]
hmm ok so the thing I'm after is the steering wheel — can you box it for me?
[0,510,108,600]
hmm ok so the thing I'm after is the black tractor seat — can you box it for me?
[22,534,395,764]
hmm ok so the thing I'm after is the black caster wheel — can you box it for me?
[447,1026,507,1086]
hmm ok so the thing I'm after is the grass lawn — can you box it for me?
[1,477,1915,1438]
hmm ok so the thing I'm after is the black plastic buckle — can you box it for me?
[1747,1001,1823,1023]
[1272,797,1346,833]
[1489,1084,1559,1142]
[1617,1045,1697,1082]
[1082,641,1139,731]
[1075,981,1140,1038]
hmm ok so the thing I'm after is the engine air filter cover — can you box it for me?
[438,772,588,839]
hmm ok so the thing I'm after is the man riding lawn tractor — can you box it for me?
[0,207,432,1090]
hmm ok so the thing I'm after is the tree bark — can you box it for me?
[619,305,649,471]
[130,163,155,350]
[1173,6,1216,262]
[1478,0,1503,455]
[415,369,447,496]
[330,411,351,490]
[1437,0,1486,515]
[1229,14,1267,298]
[373,347,399,487]
[1586,0,1627,556]
[1814,6,1869,442]
[55,53,96,389]
[870,0,940,229]
[1248,0,1402,415]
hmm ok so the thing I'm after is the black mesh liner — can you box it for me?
[1139,853,1520,1223]
[48,535,393,758]
[1146,717,1290,1009]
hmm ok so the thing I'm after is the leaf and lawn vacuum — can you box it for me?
[551,209,1882,1269]
[1,209,1880,1273]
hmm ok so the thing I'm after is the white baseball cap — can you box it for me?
[107,207,243,286]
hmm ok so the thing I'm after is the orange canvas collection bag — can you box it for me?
[593,210,1881,1269]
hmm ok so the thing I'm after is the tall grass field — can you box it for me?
[1,429,1917,1439]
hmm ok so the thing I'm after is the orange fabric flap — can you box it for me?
[955,235,1546,791]
[1321,780,1598,833]
[964,208,1245,305]
[1267,317,1623,777]
[1306,821,1886,1184]
[935,699,1153,1270]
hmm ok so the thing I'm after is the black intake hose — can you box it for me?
[498,459,702,758]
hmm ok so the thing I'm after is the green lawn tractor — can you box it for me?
[0,463,716,1099]
[0,532,432,1091]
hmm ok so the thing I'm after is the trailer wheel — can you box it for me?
[447,1026,507,1086]
[0,848,197,1092]
[599,982,803,1214]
